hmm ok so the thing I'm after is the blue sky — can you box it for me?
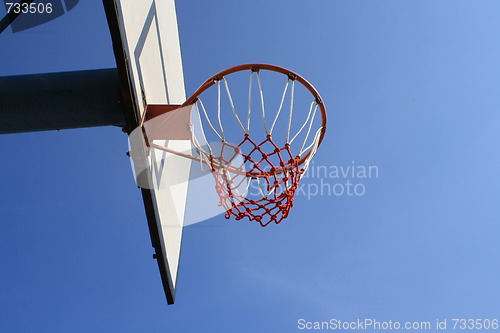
[1,0,500,332]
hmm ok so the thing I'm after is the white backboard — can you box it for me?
[104,0,190,304]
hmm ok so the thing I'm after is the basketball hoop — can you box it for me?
[142,64,327,226]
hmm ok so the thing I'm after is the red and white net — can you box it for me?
[189,66,325,227]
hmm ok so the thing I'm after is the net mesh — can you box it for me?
[210,134,304,227]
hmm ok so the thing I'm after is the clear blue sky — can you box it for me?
[1,0,499,332]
